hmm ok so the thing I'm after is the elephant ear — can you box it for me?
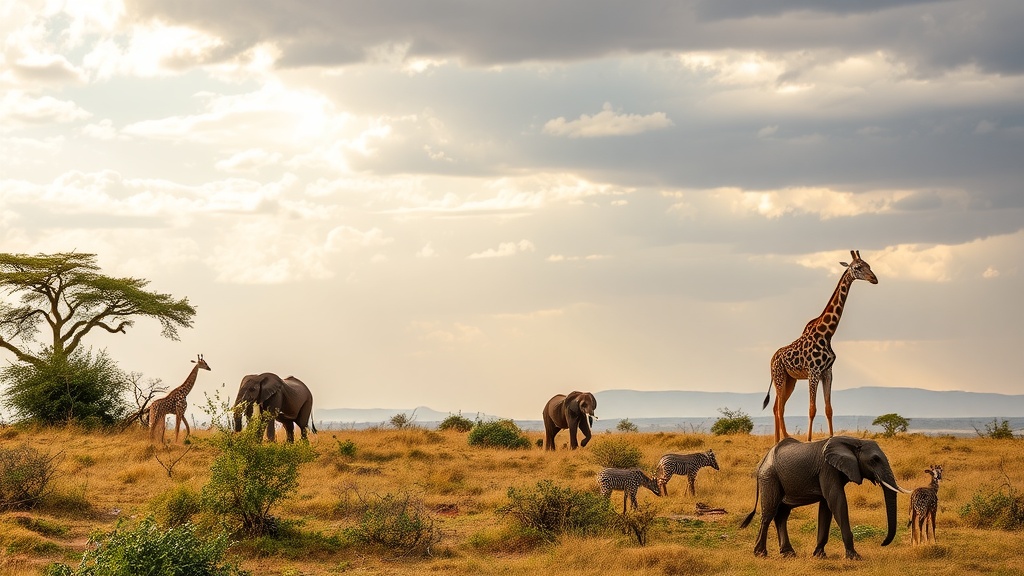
[258,374,284,405]
[823,438,864,485]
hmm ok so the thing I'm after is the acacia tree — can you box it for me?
[0,252,196,423]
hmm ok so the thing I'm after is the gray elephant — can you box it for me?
[740,436,910,560]
[232,373,317,442]
[542,391,597,450]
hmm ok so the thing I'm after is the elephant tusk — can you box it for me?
[880,480,913,495]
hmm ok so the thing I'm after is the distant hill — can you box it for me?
[593,387,1024,419]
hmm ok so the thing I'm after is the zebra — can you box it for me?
[908,464,943,545]
[655,448,720,496]
[597,467,661,513]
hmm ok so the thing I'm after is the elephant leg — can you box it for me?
[265,418,276,442]
[829,492,860,560]
[283,420,295,443]
[754,482,779,557]
[544,426,558,451]
[568,421,580,449]
[806,374,820,442]
[821,369,835,438]
[813,501,832,558]
[775,505,796,557]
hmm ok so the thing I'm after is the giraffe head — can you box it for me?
[926,464,943,483]
[192,354,212,371]
[839,249,878,285]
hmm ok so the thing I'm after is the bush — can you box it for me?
[389,412,417,429]
[616,419,639,433]
[343,492,442,557]
[467,419,531,449]
[499,480,613,540]
[590,437,643,469]
[201,414,317,537]
[46,516,246,576]
[438,413,474,432]
[614,502,659,546]
[960,485,1024,530]
[976,418,1016,439]
[1,348,131,425]
[0,444,61,511]
[711,407,753,435]
[872,413,910,438]
[333,437,357,459]
[152,485,202,528]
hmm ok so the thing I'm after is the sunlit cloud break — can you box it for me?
[543,103,673,138]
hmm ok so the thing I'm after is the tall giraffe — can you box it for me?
[764,250,878,443]
[149,354,211,444]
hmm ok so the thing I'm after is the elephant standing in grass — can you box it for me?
[740,436,910,560]
[542,391,597,450]
[233,373,317,442]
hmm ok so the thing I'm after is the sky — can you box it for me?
[1,0,1022,421]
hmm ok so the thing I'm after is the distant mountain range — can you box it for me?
[316,386,1024,425]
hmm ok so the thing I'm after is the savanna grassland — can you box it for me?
[3,423,1024,576]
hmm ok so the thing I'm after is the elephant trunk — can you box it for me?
[233,403,251,433]
[881,483,898,546]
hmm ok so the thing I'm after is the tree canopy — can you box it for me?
[0,252,196,366]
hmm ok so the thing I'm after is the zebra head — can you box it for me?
[706,448,720,471]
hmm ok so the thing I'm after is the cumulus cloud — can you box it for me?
[543,103,673,138]
[0,91,90,128]
[468,239,535,259]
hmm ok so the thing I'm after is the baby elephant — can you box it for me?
[597,467,661,513]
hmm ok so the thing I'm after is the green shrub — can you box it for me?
[46,516,246,576]
[872,413,910,438]
[976,418,1016,439]
[959,485,1024,530]
[389,411,417,429]
[333,437,358,459]
[616,419,639,433]
[467,419,531,449]
[0,443,61,511]
[711,407,753,435]
[590,437,643,469]
[438,413,474,432]
[614,502,659,546]
[1,348,131,425]
[200,414,317,537]
[344,492,442,557]
[498,480,613,540]
[152,485,202,527]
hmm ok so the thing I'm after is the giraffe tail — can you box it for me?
[762,383,772,411]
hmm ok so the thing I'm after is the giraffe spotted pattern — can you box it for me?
[597,467,661,513]
[655,449,720,496]
[909,464,943,545]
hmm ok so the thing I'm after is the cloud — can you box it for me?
[543,103,673,138]
[468,240,535,259]
[0,91,90,128]
[215,148,283,173]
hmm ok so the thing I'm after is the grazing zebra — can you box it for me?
[655,449,720,496]
[909,464,943,545]
[597,468,661,513]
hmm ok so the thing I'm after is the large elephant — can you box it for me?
[542,391,597,450]
[232,373,317,442]
[740,436,910,560]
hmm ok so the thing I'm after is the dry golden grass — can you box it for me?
[2,424,1024,575]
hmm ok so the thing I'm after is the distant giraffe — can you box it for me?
[149,354,211,444]
[909,465,943,545]
[764,250,878,443]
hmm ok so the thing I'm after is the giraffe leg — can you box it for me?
[822,369,834,438]
[775,375,797,441]
[174,414,182,443]
[182,416,191,441]
[807,375,820,442]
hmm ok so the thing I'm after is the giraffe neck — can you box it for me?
[813,269,855,342]
[172,364,201,397]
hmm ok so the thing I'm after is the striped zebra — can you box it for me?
[908,464,943,545]
[597,467,661,513]
[655,448,720,496]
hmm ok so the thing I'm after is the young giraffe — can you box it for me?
[149,354,211,444]
[763,250,878,443]
[909,465,943,545]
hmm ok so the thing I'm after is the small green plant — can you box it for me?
[437,412,474,432]
[960,485,1024,530]
[614,502,659,546]
[152,484,202,527]
[616,419,639,433]
[590,437,643,469]
[711,407,753,435]
[0,443,61,511]
[333,437,358,459]
[46,516,246,576]
[975,418,1016,439]
[201,413,317,537]
[467,419,531,449]
[344,492,442,557]
[873,413,910,438]
[498,480,612,540]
